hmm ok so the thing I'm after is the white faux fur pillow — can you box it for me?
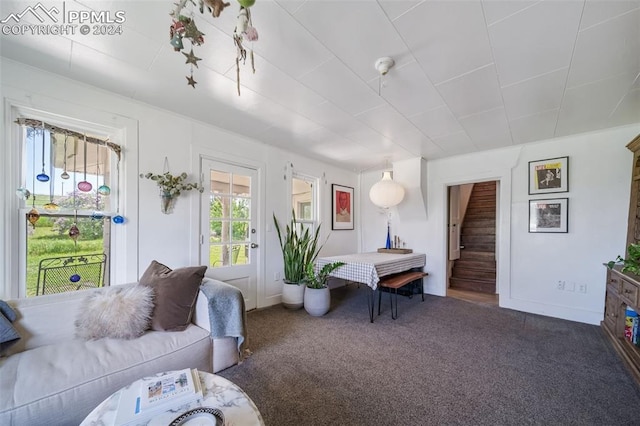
[75,285,154,340]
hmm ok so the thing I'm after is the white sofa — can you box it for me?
[0,278,241,426]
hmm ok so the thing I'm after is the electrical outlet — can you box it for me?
[274,272,281,281]
[565,282,575,292]
[578,283,587,293]
[557,280,565,290]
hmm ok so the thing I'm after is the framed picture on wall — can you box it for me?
[332,184,354,230]
[528,156,569,195]
[529,198,568,233]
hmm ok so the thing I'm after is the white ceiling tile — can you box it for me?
[501,68,568,120]
[299,58,384,115]
[82,0,169,41]
[488,0,583,86]
[432,131,477,156]
[226,53,327,115]
[580,0,640,30]
[233,1,334,79]
[459,108,512,150]
[274,0,307,15]
[482,0,538,26]
[509,109,558,144]
[392,127,431,156]
[409,106,464,139]
[295,101,352,131]
[293,1,411,82]
[355,104,419,140]
[0,32,72,74]
[395,0,493,84]
[370,61,444,117]
[608,88,640,128]
[567,9,640,88]
[69,43,148,98]
[435,64,503,118]
[419,138,447,160]
[556,71,639,136]
[379,0,422,21]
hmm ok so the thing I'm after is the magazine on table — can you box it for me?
[113,368,203,425]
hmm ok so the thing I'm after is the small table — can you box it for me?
[316,252,426,322]
[81,370,264,425]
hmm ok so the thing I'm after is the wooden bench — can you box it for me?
[377,271,428,320]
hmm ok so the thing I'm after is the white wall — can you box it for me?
[360,125,640,324]
[0,60,358,306]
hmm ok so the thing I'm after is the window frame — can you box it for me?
[3,102,139,299]
[291,172,319,234]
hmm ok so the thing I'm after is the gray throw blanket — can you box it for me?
[199,280,247,358]
[0,300,20,354]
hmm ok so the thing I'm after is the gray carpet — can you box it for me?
[218,285,640,425]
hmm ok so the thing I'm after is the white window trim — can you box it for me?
[291,171,319,232]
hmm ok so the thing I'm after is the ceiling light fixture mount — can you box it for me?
[375,57,395,76]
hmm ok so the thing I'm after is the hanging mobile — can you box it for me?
[97,142,111,196]
[36,123,50,182]
[44,131,59,211]
[69,163,81,283]
[91,142,105,220]
[112,157,125,224]
[60,134,70,180]
[77,134,92,192]
[16,126,33,200]
[27,128,40,228]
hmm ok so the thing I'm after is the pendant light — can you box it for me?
[369,171,405,209]
[369,169,404,250]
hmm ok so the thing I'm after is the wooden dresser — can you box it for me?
[602,133,640,384]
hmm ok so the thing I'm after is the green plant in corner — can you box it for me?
[273,210,325,284]
[303,261,346,289]
[607,243,640,275]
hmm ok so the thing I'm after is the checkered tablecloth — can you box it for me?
[316,252,426,290]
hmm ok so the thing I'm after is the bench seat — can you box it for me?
[378,271,428,319]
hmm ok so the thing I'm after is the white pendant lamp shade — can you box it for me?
[369,171,405,208]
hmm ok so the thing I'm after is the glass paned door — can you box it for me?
[201,159,258,310]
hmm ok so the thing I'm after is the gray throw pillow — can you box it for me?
[0,300,20,355]
[139,260,207,332]
[75,285,154,340]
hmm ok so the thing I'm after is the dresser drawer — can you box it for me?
[620,279,639,306]
[607,271,623,293]
[603,291,619,331]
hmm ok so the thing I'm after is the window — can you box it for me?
[292,174,318,233]
[17,118,120,297]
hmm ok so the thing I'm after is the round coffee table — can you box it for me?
[81,370,264,425]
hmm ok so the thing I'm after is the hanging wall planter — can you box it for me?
[140,158,204,215]
[160,191,178,214]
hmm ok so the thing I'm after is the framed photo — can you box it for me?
[332,184,354,230]
[529,198,568,233]
[528,156,568,195]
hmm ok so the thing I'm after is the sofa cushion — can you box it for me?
[140,261,207,331]
[0,324,212,426]
[75,285,154,340]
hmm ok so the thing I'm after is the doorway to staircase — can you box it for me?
[447,181,498,306]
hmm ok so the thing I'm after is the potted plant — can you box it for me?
[302,261,345,316]
[607,243,640,275]
[140,171,204,214]
[273,210,324,309]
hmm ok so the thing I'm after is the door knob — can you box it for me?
[250,243,258,248]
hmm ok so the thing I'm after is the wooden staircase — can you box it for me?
[450,181,497,294]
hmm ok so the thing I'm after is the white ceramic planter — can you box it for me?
[282,282,305,309]
[304,286,330,316]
